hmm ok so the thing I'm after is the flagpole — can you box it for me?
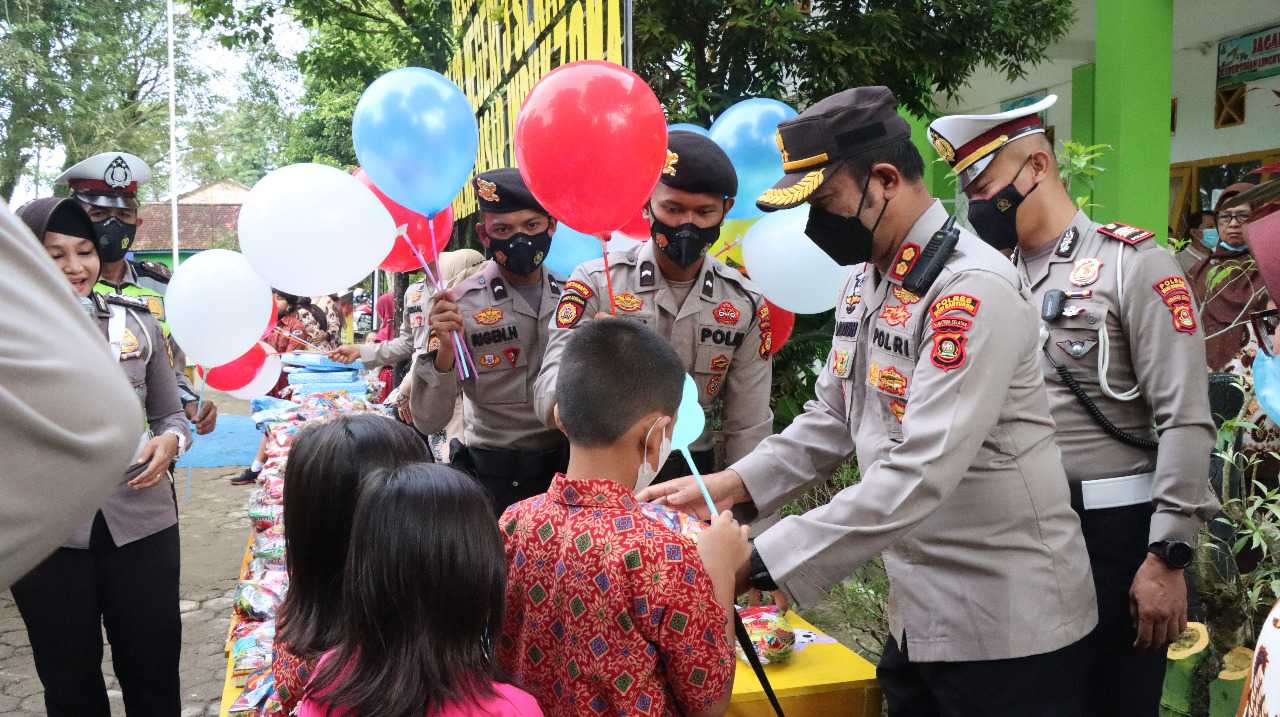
[167,0,180,267]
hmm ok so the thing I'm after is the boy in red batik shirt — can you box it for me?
[498,319,747,717]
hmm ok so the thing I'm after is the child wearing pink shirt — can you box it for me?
[299,463,542,717]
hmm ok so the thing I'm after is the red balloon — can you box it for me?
[354,168,455,272]
[197,342,272,392]
[766,301,795,356]
[618,210,652,240]
[516,61,667,236]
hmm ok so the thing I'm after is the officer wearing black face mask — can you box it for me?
[931,99,1218,717]
[535,131,773,485]
[410,168,569,513]
[55,151,217,436]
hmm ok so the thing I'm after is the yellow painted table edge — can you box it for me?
[729,612,880,715]
[218,532,255,717]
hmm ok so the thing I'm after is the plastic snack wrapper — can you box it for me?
[234,569,288,621]
[231,621,276,677]
[228,665,275,714]
[736,605,796,664]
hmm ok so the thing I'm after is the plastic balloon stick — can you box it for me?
[599,234,617,315]
[272,327,327,353]
[681,446,719,517]
[411,220,473,381]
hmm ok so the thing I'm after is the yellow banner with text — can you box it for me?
[447,0,625,219]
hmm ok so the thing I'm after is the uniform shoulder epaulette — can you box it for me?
[709,256,761,296]
[104,293,150,310]
[132,260,172,283]
[1097,222,1154,246]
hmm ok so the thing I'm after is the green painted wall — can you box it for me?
[903,110,956,205]
[1093,0,1173,241]
[1070,63,1097,218]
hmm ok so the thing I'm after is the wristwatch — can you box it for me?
[747,546,778,592]
[1149,540,1193,569]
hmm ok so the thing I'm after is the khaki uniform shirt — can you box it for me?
[98,261,198,405]
[534,241,773,464]
[409,261,565,451]
[65,294,190,548]
[733,201,1097,662]
[0,205,144,585]
[1023,211,1219,543]
[360,280,429,368]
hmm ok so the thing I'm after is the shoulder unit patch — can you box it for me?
[1098,222,1154,245]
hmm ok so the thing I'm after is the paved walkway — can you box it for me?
[0,393,255,716]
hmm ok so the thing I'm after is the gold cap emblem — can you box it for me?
[476,178,499,203]
[929,131,955,164]
[663,150,679,177]
[775,130,790,164]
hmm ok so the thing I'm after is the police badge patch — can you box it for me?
[473,307,503,325]
[831,349,852,378]
[930,332,968,372]
[1153,275,1198,335]
[713,301,741,325]
[613,293,643,312]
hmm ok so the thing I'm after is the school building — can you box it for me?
[909,0,1280,242]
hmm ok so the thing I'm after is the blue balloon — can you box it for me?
[668,123,710,137]
[353,68,478,217]
[671,374,706,450]
[543,225,604,278]
[709,98,798,220]
[1256,351,1280,424]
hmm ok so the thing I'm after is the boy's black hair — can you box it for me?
[556,319,685,446]
[275,414,429,659]
[306,463,507,717]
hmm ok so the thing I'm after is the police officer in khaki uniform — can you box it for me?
[410,169,567,512]
[330,250,485,434]
[0,202,144,588]
[56,151,217,435]
[13,197,190,715]
[929,97,1219,717]
[534,131,773,483]
[644,87,1097,716]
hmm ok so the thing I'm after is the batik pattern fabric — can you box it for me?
[498,474,733,717]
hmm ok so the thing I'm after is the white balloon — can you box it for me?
[741,205,850,314]
[239,163,397,297]
[167,249,273,366]
[228,348,283,400]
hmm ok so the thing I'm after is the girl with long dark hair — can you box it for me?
[272,414,431,713]
[300,463,542,717]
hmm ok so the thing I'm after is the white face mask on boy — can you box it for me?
[634,417,673,492]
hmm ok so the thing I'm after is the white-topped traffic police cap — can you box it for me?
[927,95,1057,188]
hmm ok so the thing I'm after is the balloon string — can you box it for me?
[272,327,327,353]
[680,446,719,518]
[421,215,474,381]
[599,234,617,316]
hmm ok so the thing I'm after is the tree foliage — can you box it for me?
[0,0,203,201]
[636,0,1075,123]
[190,0,453,168]
[184,64,295,187]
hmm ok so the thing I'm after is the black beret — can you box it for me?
[661,131,738,198]
[474,168,547,215]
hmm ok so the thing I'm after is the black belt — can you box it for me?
[465,441,569,481]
